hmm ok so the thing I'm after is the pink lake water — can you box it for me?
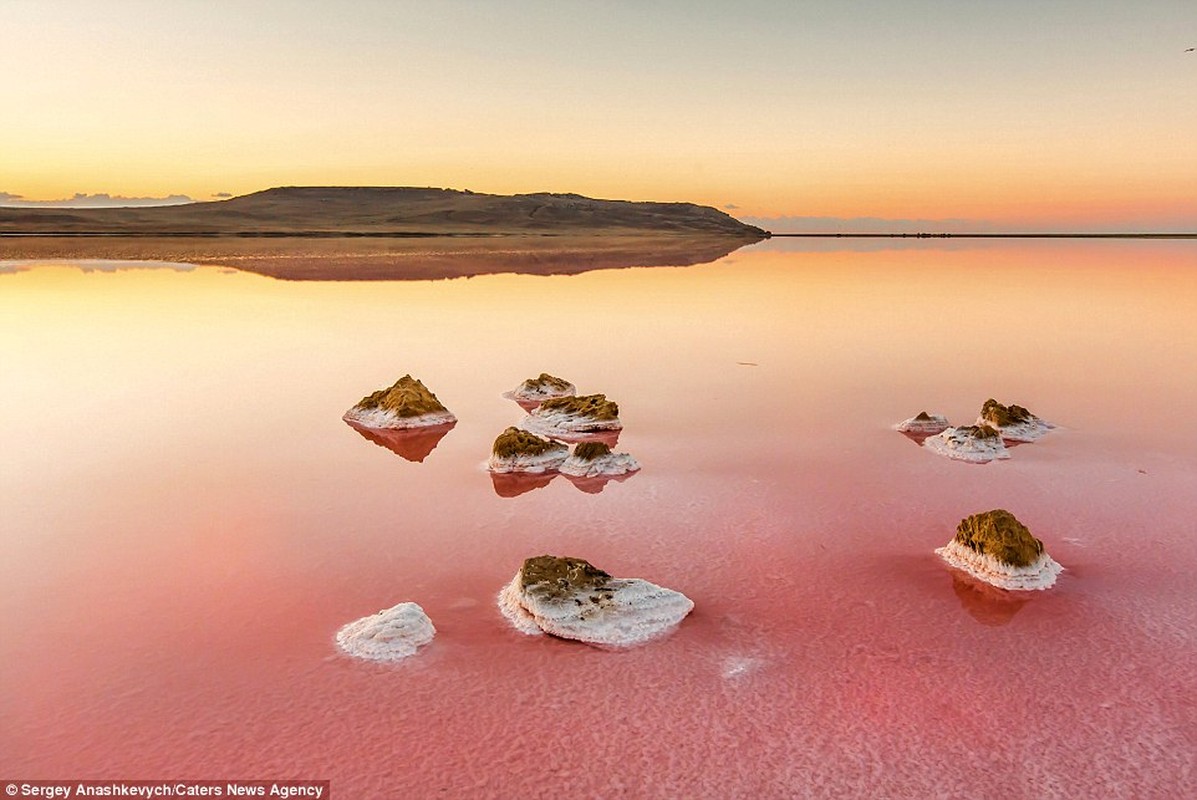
[2,239,1195,798]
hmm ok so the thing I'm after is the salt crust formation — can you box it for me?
[894,411,950,434]
[509,373,576,403]
[343,375,456,429]
[935,509,1063,590]
[488,427,569,473]
[976,398,1052,443]
[335,602,436,661]
[498,555,693,647]
[558,441,640,478]
[522,394,622,435]
[923,425,1010,463]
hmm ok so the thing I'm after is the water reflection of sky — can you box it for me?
[2,241,1195,796]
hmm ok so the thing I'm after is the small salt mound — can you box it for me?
[923,425,1010,463]
[508,373,576,403]
[976,398,1052,443]
[523,394,622,435]
[973,415,1052,443]
[558,441,640,477]
[498,555,693,647]
[344,375,456,430]
[935,509,1063,591]
[335,602,436,662]
[936,540,1063,591]
[894,411,949,434]
[487,427,568,474]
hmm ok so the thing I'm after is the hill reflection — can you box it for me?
[0,234,755,281]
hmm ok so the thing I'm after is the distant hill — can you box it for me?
[0,186,768,238]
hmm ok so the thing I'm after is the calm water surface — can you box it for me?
[2,240,1195,798]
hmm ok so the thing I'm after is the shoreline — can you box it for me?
[0,230,765,239]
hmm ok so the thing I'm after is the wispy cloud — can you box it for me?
[743,215,997,234]
[212,192,233,198]
[723,203,740,210]
[0,192,195,208]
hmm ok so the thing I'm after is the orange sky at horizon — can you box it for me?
[2,1,1195,230]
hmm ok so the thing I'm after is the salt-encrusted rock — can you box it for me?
[522,394,622,436]
[509,373,576,403]
[895,411,949,435]
[559,441,640,478]
[935,509,1063,591]
[335,602,436,662]
[343,375,456,429]
[487,427,569,473]
[923,425,1010,463]
[976,398,1052,442]
[498,555,693,647]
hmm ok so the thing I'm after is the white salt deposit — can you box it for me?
[894,413,950,434]
[342,406,457,430]
[521,410,622,437]
[935,539,1063,591]
[487,445,569,474]
[558,450,640,478]
[335,602,436,662]
[975,415,1053,443]
[497,578,546,636]
[498,573,694,648]
[922,427,1010,463]
[507,377,576,403]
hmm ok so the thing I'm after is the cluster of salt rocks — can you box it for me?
[896,399,1053,464]
[335,382,1063,661]
[336,373,673,662]
[336,555,693,661]
[894,405,1066,594]
[489,374,640,479]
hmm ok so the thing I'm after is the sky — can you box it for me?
[1,0,1195,231]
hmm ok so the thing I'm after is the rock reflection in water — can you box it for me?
[898,430,935,447]
[949,570,1031,627]
[563,472,637,495]
[344,419,456,463]
[489,472,556,498]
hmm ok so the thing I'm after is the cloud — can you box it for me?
[742,215,998,234]
[212,192,233,198]
[723,203,740,210]
[0,192,195,208]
